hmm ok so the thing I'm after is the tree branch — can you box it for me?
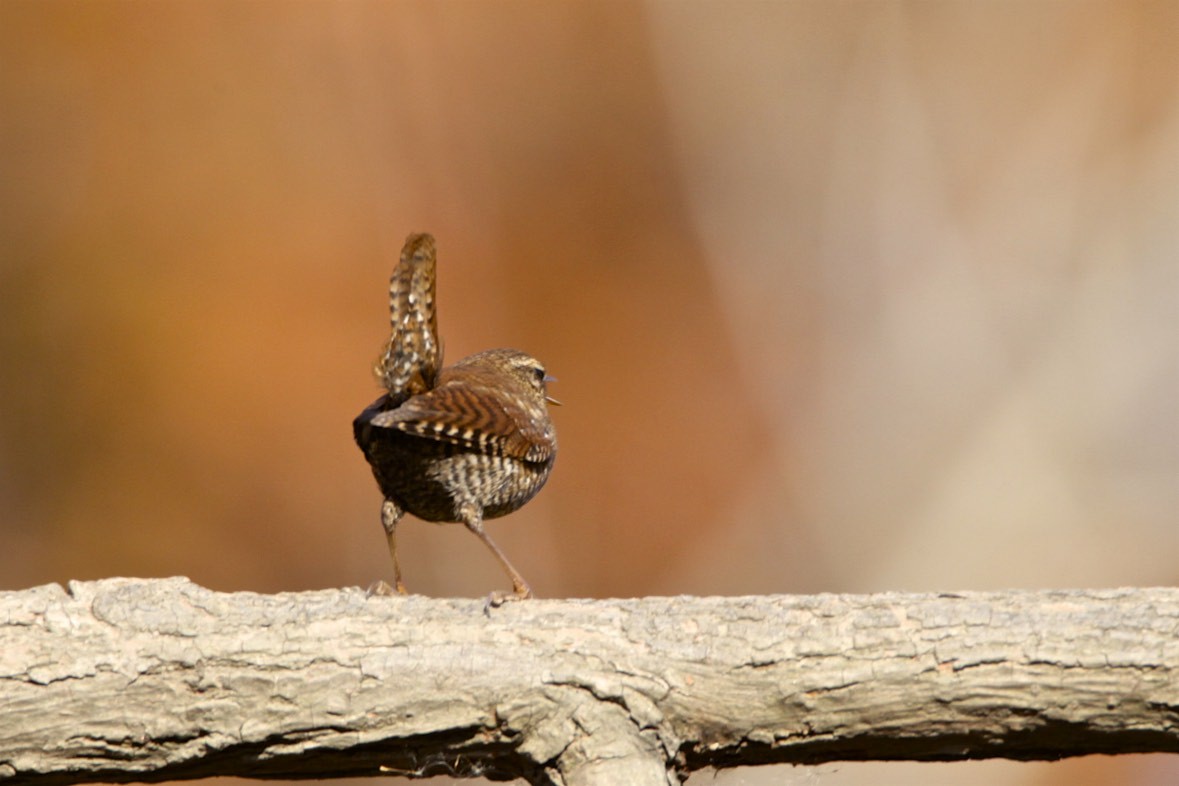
[2,579,1178,786]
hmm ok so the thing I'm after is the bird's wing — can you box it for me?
[369,383,555,464]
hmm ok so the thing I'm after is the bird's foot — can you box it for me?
[483,585,534,614]
[366,579,409,598]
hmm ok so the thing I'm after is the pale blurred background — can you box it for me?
[2,2,1177,785]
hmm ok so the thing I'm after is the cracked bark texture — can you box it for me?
[2,579,1178,786]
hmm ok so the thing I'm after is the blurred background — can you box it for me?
[2,2,1177,785]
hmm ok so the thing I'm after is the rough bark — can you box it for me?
[2,579,1178,786]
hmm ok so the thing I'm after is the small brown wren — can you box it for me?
[353,233,558,599]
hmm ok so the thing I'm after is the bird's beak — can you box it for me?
[544,374,561,406]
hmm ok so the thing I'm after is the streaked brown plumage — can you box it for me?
[375,233,441,405]
[353,234,558,599]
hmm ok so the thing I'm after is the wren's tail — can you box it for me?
[375,233,443,405]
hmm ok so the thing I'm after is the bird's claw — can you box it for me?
[366,579,408,598]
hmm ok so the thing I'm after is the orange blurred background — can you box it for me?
[2,3,1177,785]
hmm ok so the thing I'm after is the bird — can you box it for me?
[353,233,558,599]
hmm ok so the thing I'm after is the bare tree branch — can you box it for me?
[2,578,1178,786]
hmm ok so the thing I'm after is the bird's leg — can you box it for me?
[463,508,533,599]
[372,499,408,596]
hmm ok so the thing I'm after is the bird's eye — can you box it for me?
[533,366,547,385]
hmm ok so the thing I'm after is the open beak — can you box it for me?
[544,375,562,406]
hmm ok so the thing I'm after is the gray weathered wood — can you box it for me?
[2,579,1178,786]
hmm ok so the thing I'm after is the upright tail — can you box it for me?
[375,232,442,404]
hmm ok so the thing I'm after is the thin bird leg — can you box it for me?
[464,511,533,599]
[382,499,408,595]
